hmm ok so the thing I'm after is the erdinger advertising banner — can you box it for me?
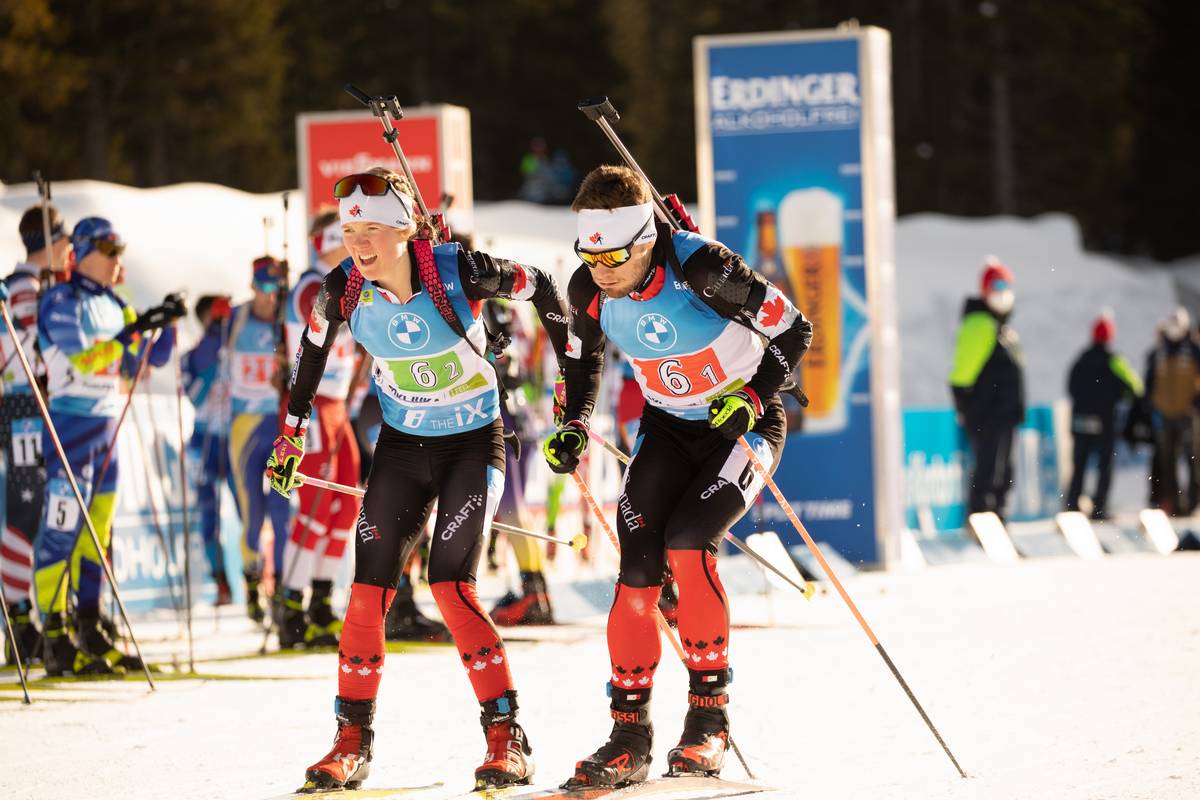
[296,106,474,233]
[695,27,902,566]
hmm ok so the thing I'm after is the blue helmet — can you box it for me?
[72,217,125,262]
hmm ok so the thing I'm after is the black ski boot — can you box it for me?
[475,690,534,789]
[42,613,111,677]
[667,669,731,777]
[563,685,653,789]
[76,608,144,671]
[300,697,374,793]
[4,599,42,665]
[490,571,555,626]
[384,577,450,643]
[244,570,265,624]
[305,580,342,647]
[277,589,308,650]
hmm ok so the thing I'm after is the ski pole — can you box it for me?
[0,582,31,704]
[736,435,967,778]
[278,470,586,551]
[261,346,373,653]
[584,427,815,599]
[0,300,154,689]
[569,469,755,780]
[172,333,195,673]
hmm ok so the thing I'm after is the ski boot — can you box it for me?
[475,690,534,789]
[244,570,265,624]
[4,599,42,665]
[76,608,144,671]
[42,613,112,677]
[278,589,308,650]
[490,571,555,626]
[213,570,233,606]
[300,697,374,792]
[384,579,450,643]
[305,580,342,648]
[666,669,731,777]
[563,685,653,789]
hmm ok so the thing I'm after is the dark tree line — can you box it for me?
[2,0,1197,259]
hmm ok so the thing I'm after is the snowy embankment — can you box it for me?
[1,180,1188,406]
[2,554,1197,799]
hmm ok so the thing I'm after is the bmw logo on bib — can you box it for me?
[387,312,430,351]
[636,313,677,352]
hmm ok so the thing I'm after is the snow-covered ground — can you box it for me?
[3,551,1198,800]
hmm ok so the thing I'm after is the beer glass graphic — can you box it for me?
[779,188,845,433]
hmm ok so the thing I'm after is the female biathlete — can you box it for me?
[268,167,569,792]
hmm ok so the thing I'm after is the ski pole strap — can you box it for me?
[342,266,367,319]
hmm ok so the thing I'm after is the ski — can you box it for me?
[471,777,771,800]
[273,780,444,799]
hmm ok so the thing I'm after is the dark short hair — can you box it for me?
[571,165,650,211]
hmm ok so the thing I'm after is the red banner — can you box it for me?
[299,113,442,217]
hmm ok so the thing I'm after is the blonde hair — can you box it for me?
[365,166,433,239]
[571,165,651,211]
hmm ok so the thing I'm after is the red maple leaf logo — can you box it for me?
[511,266,527,296]
[589,231,603,244]
[758,295,784,328]
[349,204,363,217]
[565,340,574,353]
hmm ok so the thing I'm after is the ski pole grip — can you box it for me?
[344,83,373,106]
[578,96,620,123]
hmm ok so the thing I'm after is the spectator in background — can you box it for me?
[1065,312,1144,519]
[1144,307,1200,516]
[948,257,1025,519]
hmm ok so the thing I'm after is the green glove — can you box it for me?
[266,431,306,497]
[543,421,588,475]
[708,389,762,440]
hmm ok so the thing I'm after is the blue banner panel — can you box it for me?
[701,36,879,563]
[902,406,1060,534]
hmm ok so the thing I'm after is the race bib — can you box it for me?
[10,417,42,467]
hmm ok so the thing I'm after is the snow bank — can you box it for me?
[0,181,1185,405]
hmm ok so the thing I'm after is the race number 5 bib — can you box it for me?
[46,477,81,533]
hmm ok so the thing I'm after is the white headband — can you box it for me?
[338,186,415,229]
[313,221,344,256]
[577,202,657,251]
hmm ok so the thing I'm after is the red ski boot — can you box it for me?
[490,572,555,626]
[475,691,534,790]
[667,669,731,777]
[299,697,374,793]
[563,685,653,789]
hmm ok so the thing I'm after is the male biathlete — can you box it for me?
[544,166,812,787]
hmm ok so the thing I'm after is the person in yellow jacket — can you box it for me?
[948,258,1024,518]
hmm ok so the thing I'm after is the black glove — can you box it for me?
[543,421,588,474]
